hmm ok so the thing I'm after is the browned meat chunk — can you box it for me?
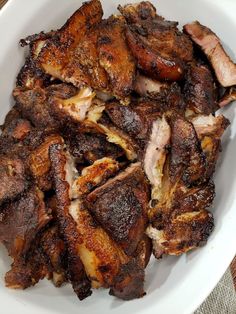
[40,225,67,287]
[65,130,124,164]
[38,0,103,79]
[28,134,64,190]
[120,2,193,81]
[1,108,32,141]
[191,114,229,178]
[72,157,119,197]
[62,29,109,91]
[184,63,218,115]
[0,188,51,259]
[87,163,150,255]
[110,235,152,300]
[169,115,206,185]
[5,245,50,289]
[184,21,236,87]
[97,16,136,99]
[147,209,214,257]
[0,156,26,205]
[49,144,92,299]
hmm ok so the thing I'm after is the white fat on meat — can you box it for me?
[134,73,168,96]
[144,116,171,200]
[57,87,95,122]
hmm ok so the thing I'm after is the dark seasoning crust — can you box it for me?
[0,0,235,302]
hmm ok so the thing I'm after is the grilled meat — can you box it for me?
[120,1,193,81]
[38,0,103,79]
[184,63,218,115]
[184,21,236,87]
[87,163,150,255]
[0,188,51,260]
[0,0,233,302]
[0,156,27,205]
[97,16,136,99]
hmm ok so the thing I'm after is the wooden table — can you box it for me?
[0,0,235,292]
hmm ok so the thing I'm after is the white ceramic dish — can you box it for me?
[0,1,236,313]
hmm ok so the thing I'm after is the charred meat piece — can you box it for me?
[219,86,236,107]
[64,129,124,164]
[191,114,229,178]
[5,245,51,289]
[50,144,129,295]
[72,157,119,197]
[110,235,152,300]
[28,134,64,190]
[13,83,79,129]
[169,114,206,185]
[184,63,218,115]
[62,29,109,91]
[13,84,95,129]
[105,101,150,141]
[50,87,95,123]
[40,224,67,287]
[125,27,184,82]
[0,156,27,205]
[49,144,92,299]
[1,108,32,141]
[97,16,135,99]
[87,162,150,255]
[120,2,193,81]
[147,209,214,257]
[38,0,103,79]
[184,21,236,87]
[0,188,51,260]
[84,104,139,161]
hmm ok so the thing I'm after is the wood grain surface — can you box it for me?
[0,0,235,290]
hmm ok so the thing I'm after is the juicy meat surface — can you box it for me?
[62,29,109,91]
[87,162,150,255]
[120,2,193,81]
[184,21,236,87]
[184,63,217,115]
[38,0,103,79]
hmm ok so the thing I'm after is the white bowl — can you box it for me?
[0,1,236,314]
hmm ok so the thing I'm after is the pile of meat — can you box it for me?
[0,0,235,301]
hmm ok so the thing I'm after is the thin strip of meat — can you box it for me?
[184,21,236,87]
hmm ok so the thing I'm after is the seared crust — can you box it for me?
[87,163,150,255]
[97,16,136,98]
[49,144,92,299]
[184,63,218,115]
[0,188,51,259]
[38,0,103,79]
